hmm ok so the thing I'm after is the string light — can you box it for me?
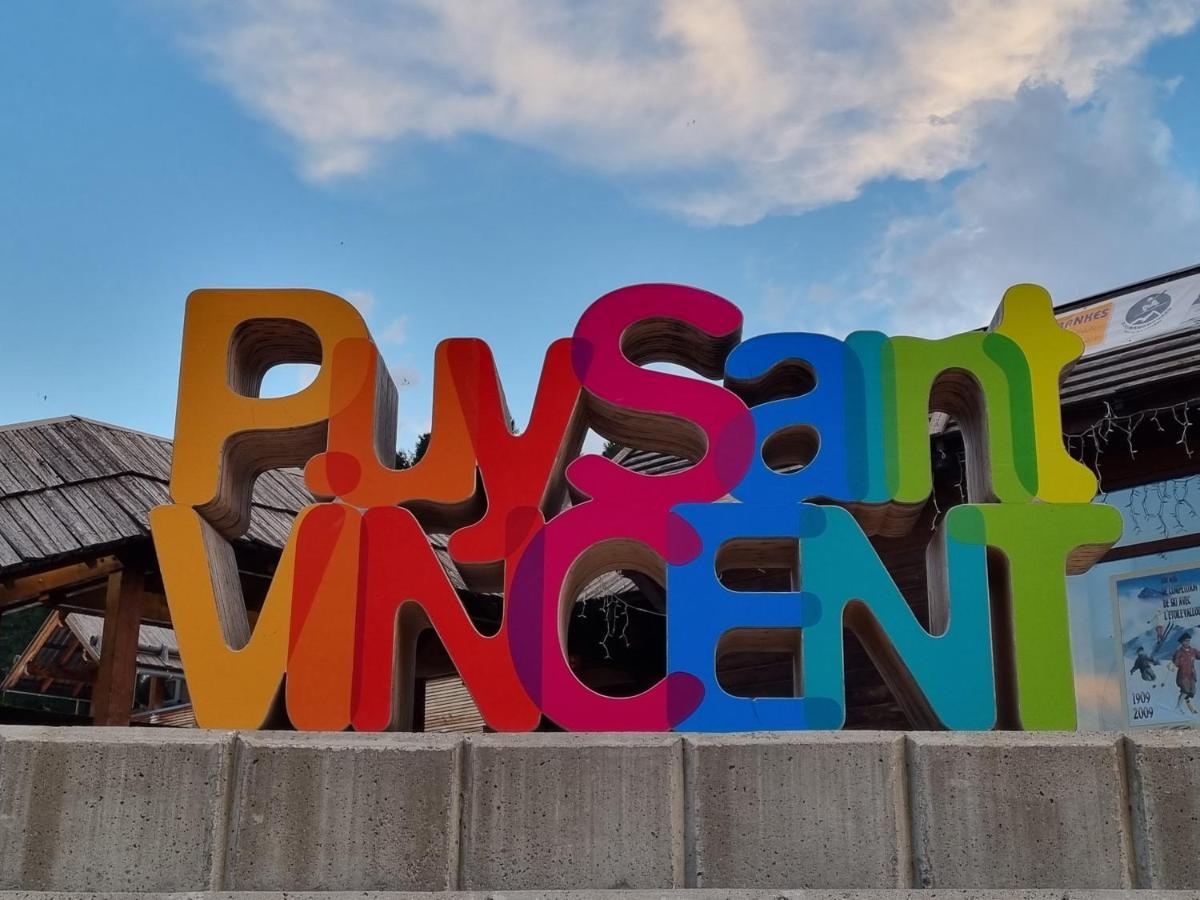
[1120,478,1200,539]
[1064,396,1200,492]
[932,396,1199,527]
[576,593,661,659]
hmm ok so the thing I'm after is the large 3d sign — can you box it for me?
[150,283,1121,732]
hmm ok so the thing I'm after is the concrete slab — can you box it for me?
[684,732,909,888]
[1125,730,1200,889]
[222,731,461,892]
[459,733,684,891]
[0,890,1195,898]
[0,725,233,891]
[907,732,1134,890]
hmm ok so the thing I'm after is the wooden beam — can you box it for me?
[54,583,173,624]
[56,640,80,665]
[0,556,121,608]
[26,661,96,685]
[0,608,63,692]
[91,564,145,726]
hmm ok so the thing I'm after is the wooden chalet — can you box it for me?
[0,608,189,724]
[0,416,305,725]
[2,264,1199,731]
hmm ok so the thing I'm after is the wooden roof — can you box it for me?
[0,609,181,695]
[0,416,309,577]
[0,416,638,604]
[62,610,183,675]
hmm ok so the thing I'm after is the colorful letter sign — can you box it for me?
[151,282,1121,732]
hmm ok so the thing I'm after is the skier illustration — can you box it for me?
[1149,609,1168,650]
[1168,631,1200,715]
[1130,646,1157,682]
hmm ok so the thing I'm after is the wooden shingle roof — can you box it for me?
[0,416,638,603]
[0,416,310,576]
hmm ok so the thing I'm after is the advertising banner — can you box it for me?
[1113,562,1200,727]
[1057,271,1200,356]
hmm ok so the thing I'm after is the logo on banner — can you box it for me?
[1123,291,1172,332]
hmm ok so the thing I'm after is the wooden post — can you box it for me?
[147,676,164,710]
[413,678,426,732]
[92,562,145,726]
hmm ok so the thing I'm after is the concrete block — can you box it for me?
[908,732,1133,889]
[684,732,909,888]
[459,733,684,891]
[223,731,461,891]
[1125,730,1200,888]
[0,725,233,891]
[0,892,1192,900]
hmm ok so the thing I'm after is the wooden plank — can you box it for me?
[0,456,23,494]
[126,430,174,481]
[0,608,62,691]
[106,428,168,481]
[18,425,87,483]
[38,487,104,548]
[68,419,127,474]
[107,475,169,530]
[96,477,153,530]
[1067,341,1200,385]
[244,506,294,549]
[1062,337,1200,401]
[0,555,121,606]
[78,421,152,479]
[249,472,290,511]
[122,474,171,510]
[44,422,107,479]
[148,675,165,709]
[71,481,142,537]
[26,661,95,685]
[0,500,41,561]
[265,468,313,509]
[1063,354,1200,396]
[0,532,21,568]
[3,496,63,557]
[17,493,83,554]
[57,586,173,626]
[58,484,132,545]
[91,564,146,726]
[422,675,485,733]
[2,430,65,488]
[0,433,46,492]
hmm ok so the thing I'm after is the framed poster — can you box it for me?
[1111,561,1200,728]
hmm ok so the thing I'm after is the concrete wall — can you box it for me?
[0,726,1196,893]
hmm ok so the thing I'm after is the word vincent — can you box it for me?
[151,283,1120,733]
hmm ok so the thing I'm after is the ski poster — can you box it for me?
[1113,562,1200,728]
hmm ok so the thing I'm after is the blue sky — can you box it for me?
[2,1,1199,448]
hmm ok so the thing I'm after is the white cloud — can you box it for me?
[379,315,408,344]
[387,360,420,388]
[858,75,1200,337]
[185,0,1198,224]
[386,360,426,450]
[343,288,376,316]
